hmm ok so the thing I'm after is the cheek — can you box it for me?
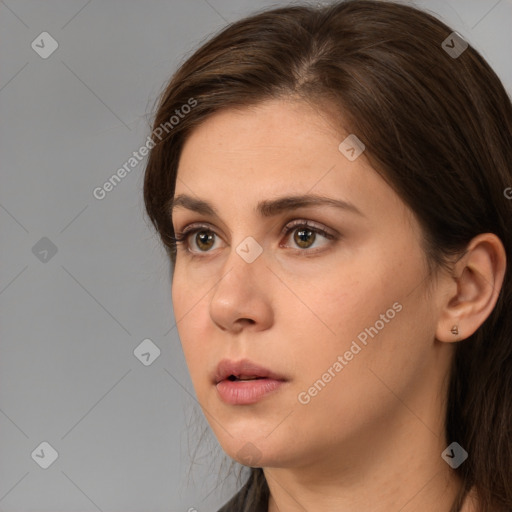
[288,296,420,440]
[286,265,389,346]
[289,244,425,378]
[171,273,209,376]
[171,262,211,322]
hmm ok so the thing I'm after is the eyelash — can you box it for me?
[171,220,337,257]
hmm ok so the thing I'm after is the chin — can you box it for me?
[213,427,300,469]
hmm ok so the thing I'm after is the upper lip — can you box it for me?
[214,358,287,384]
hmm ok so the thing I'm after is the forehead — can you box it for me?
[178,99,357,188]
[181,98,341,156]
[174,98,408,228]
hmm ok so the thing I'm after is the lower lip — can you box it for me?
[216,378,285,405]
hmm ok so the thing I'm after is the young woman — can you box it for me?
[143,1,512,510]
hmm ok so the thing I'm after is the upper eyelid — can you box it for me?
[174,219,334,237]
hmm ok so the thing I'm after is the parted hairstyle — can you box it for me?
[143,1,512,510]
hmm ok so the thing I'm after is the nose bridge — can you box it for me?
[208,235,271,329]
[233,234,265,266]
[220,233,266,288]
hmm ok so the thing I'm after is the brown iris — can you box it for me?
[195,231,215,251]
[294,227,316,249]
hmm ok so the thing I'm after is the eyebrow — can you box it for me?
[168,193,365,219]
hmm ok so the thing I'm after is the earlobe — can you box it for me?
[435,233,507,344]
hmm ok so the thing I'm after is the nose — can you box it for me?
[208,245,274,333]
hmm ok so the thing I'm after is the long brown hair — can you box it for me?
[143,1,512,510]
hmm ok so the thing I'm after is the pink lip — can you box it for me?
[213,358,287,405]
[216,378,285,405]
[214,358,287,384]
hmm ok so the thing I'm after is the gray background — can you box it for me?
[1,0,511,511]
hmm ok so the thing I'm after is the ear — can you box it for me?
[436,233,507,343]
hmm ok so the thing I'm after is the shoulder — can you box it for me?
[216,486,248,512]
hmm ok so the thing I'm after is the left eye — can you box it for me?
[172,221,335,255]
[280,222,334,252]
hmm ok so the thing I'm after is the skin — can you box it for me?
[170,97,506,511]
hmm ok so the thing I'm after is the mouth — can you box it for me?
[213,358,288,405]
[214,358,287,384]
[226,375,265,381]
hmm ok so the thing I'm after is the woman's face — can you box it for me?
[170,98,452,470]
